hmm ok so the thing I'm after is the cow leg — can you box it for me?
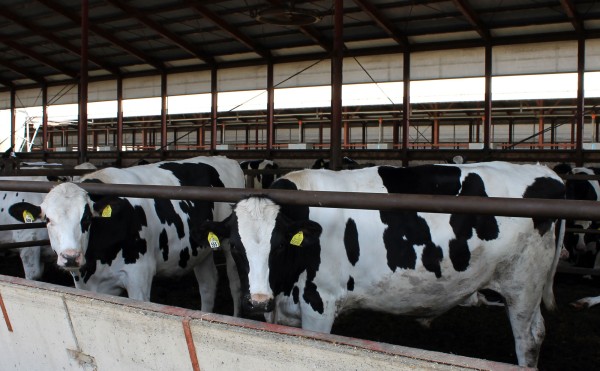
[123,268,154,301]
[193,256,218,313]
[19,246,43,280]
[505,302,545,367]
[571,295,600,309]
[223,248,241,317]
[300,300,336,333]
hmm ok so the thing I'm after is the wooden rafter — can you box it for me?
[451,0,492,42]
[186,0,271,59]
[352,0,410,50]
[35,0,165,71]
[0,39,77,78]
[560,0,585,35]
[265,0,332,53]
[104,0,215,66]
[0,57,45,84]
[0,8,120,76]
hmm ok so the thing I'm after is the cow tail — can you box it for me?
[542,218,565,311]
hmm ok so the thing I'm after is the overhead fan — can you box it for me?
[255,1,323,26]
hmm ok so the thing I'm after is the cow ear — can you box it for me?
[8,202,42,223]
[92,197,123,218]
[287,220,322,248]
[190,219,231,250]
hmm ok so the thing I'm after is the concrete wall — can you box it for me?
[0,275,522,371]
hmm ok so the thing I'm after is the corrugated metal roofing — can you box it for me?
[0,0,598,91]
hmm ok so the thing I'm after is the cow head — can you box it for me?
[192,196,322,315]
[8,183,93,269]
[9,182,145,275]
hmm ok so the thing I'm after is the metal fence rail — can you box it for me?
[0,180,598,276]
[0,180,599,220]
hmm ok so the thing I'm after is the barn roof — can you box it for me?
[1,0,599,91]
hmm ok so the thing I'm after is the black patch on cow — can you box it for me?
[8,202,41,223]
[524,177,566,235]
[448,173,499,272]
[303,281,324,314]
[269,179,309,221]
[347,276,354,291]
[179,247,190,268]
[344,218,360,266]
[159,228,169,261]
[377,165,461,277]
[261,163,279,189]
[292,286,299,304]
[134,205,147,227]
[158,162,228,243]
[80,197,148,283]
[80,204,92,233]
[81,178,105,202]
[154,198,185,239]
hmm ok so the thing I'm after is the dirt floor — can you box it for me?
[1,252,598,370]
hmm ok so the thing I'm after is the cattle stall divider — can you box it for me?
[0,180,598,220]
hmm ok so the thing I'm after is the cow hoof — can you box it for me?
[569,301,588,310]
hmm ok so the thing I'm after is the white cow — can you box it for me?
[2,162,96,279]
[11,156,243,315]
[192,161,565,367]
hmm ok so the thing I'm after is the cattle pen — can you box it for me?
[0,178,599,370]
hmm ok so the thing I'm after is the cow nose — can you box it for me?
[60,251,81,268]
[243,293,274,314]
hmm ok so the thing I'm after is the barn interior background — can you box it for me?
[0,1,599,370]
[0,0,599,168]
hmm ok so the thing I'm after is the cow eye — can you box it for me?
[45,217,51,224]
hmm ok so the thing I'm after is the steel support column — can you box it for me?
[402,52,410,166]
[576,37,585,165]
[10,89,15,150]
[78,0,89,163]
[160,72,168,157]
[117,77,123,164]
[267,61,274,152]
[330,0,343,170]
[483,45,492,150]
[211,67,218,151]
[42,85,48,154]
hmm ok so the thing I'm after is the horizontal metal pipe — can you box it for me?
[556,265,600,276]
[0,180,599,220]
[0,169,93,177]
[0,223,46,231]
[0,240,50,251]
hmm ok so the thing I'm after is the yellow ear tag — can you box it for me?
[290,231,304,247]
[23,211,34,223]
[207,232,220,249]
[102,205,112,218]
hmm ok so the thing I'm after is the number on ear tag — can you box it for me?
[290,231,304,247]
[102,205,112,218]
[23,211,34,223]
[208,232,220,249]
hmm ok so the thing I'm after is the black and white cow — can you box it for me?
[554,164,600,309]
[310,156,364,170]
[1,162,97,280]
[240,159,280,189]
[10,156,244,315]
[192,161,565,367]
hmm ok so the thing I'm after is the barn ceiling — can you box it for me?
[0,0,599,91]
